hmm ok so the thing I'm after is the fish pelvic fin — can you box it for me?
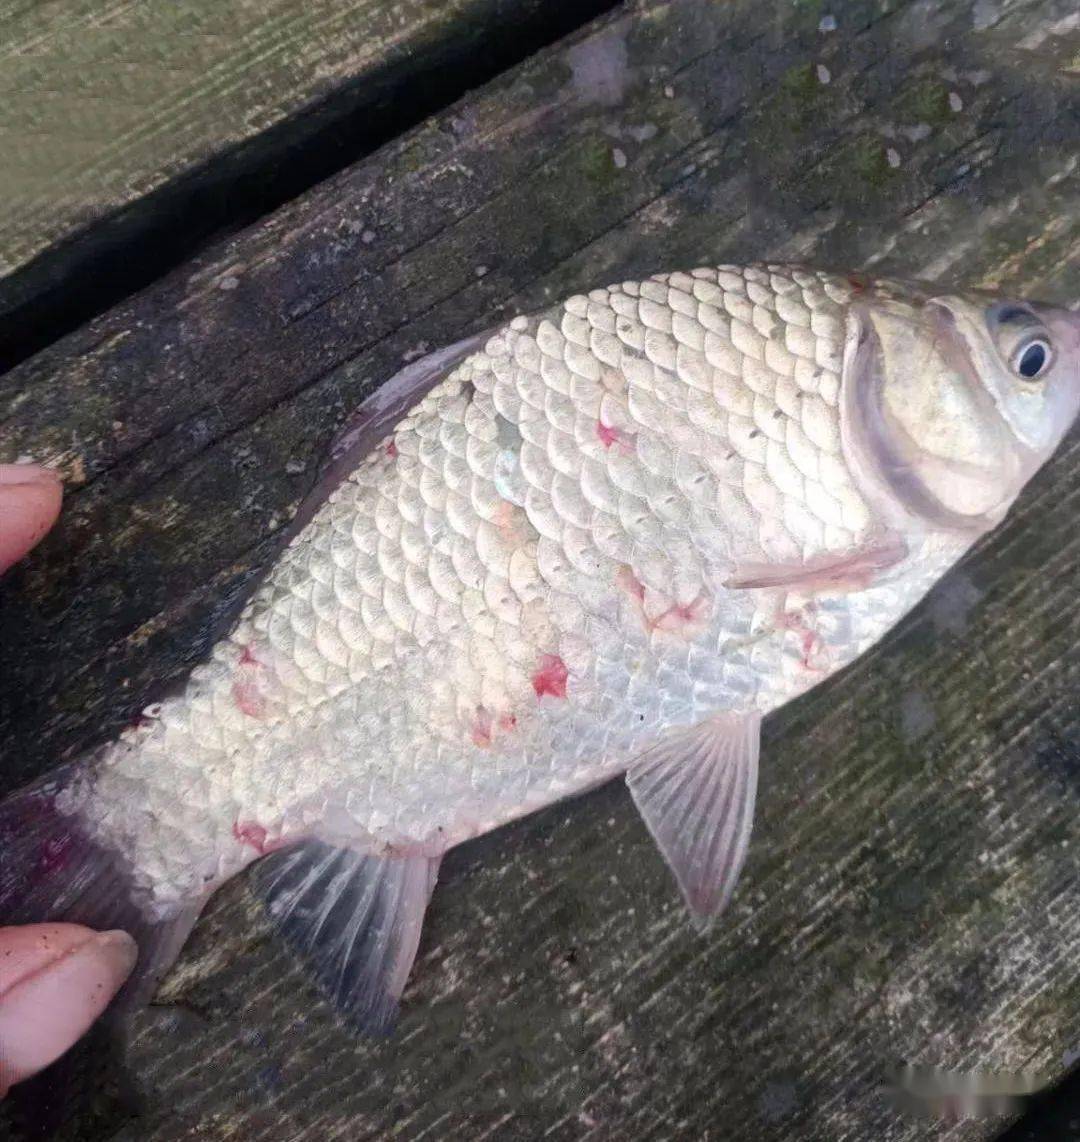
[251,840,440,1036]
[0,763,205,1013]
[626,712,761,928]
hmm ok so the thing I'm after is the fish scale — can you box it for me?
[7,261,1077,1038]
[58,266,926,902]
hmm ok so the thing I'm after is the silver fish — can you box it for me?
[3,263,1078,1032]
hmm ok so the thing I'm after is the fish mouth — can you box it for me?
[840,301,1029,535]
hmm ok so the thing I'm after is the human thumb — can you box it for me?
[0,923,137,1096]
[0,463,63,574]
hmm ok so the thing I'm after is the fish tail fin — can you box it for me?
[0,763,204,1011]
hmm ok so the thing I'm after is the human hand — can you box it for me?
[0,464,138,1096]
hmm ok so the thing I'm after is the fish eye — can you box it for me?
[1012,337,1053,381]
[987,302,1055,382]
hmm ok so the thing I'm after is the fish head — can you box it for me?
[841,282,1080,535]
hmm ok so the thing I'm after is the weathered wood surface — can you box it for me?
[0,0,619,370]
[1,0,1079,1138]
[0,0,606,279]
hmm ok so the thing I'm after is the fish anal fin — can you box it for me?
[723,535,907,593]
[626,712,760,927]
[251,841,440,1035]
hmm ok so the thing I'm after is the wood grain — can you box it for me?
[1,0,1078,1138]
[0,0,613,285]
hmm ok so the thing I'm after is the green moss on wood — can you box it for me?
[851,135,894,186]
[893,76,952,125]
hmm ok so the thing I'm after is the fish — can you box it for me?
[2,263,1078,1037]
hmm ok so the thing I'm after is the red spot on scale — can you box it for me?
[776,606,826,672]
[494,499,518,532]
[618,568,712,639]
[232,679,266,718]
[386,440,399,459]
[470,707,518,746]
[652,591,713,635]
[596,420,635,453]
[800,629,822,670]
[847,273,869,293]
[532,654,569,700]
[471,707,494,748]
[233,645,267,716]
[233,821,269,854]
[616,564,647,603]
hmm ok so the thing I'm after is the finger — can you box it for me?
[0,926,137,1096]
[0,464,63,573]
[0,923,101,995]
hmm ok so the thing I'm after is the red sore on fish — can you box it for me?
[386,440,399,459]
[471,707,518,746]
[471,706,494,748]
[776,607,826,672]
[652,591,713,635]
[494,499,519,533]
[619,568,711,638]
[233,645,266,716]
[532,654,569,700]
[232,679,266,718]
[596,420,635,453]
[616,564,647,604]
[847,272,869,293]
[233,820,270,854]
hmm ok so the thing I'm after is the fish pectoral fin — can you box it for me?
[626,712,760,928]
[723,534,908,592]
[252,840,440,1035]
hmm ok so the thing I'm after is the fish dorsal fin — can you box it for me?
[626,713,761,927]
[198,330,497,651]
[252,841,440,1034]
[326,331,495,469]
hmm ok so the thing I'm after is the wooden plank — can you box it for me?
[1,0,1078,1137]
[0,0,386,272]
[0,0,620,367]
